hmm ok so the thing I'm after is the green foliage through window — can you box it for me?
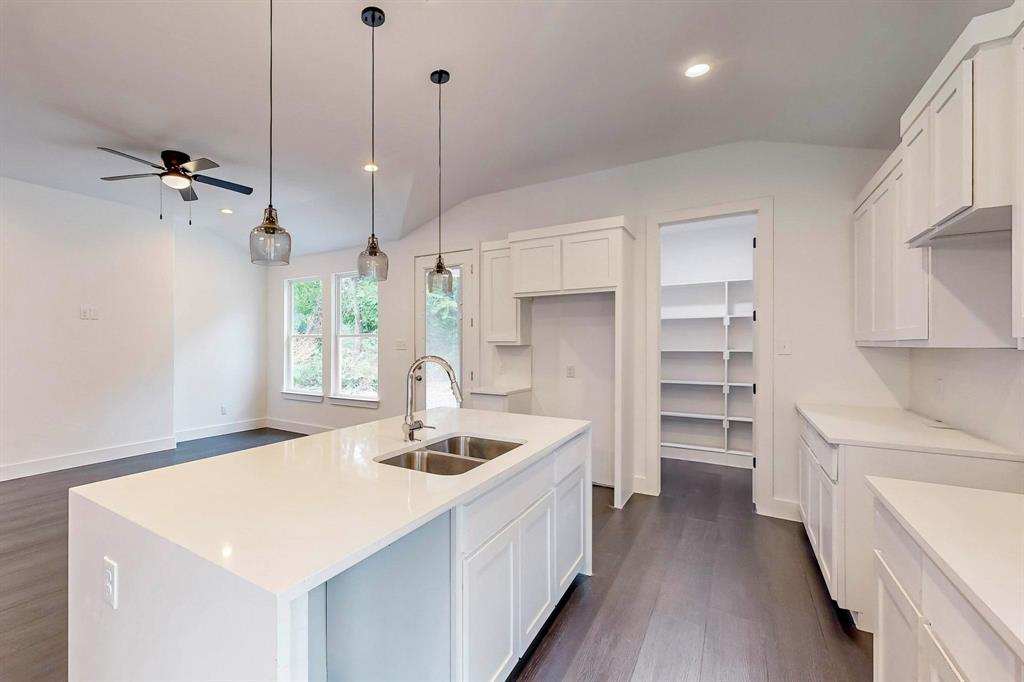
[335,274,379,400]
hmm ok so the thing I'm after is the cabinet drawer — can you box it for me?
[918,622,966,682]
[462,457,554,553]
[554,433,587,483]
[922,557,1019,682]
[874,502,923,608]
[801,419,838,481]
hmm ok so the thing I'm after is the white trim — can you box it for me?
[281,391,325,403]
[644,197,774,508]
[327,396,379,409]
[755,497,801,523]
[0,436,177,482]
[507,215,634,242]
[174,418,270,443]
[265,418,333,435]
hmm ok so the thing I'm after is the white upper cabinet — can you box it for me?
[509,216,633,298]
[892,165,930,340]
[929,61,973,227]
[853,204,874,342]
[870,172,898,340]
[1014,29,1024,344]
[481,241,531,345]
[902,113,932,243]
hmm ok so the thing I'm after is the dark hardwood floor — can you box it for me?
[2,438,870,681]
[515,459,872,682]
[0,428,302,682]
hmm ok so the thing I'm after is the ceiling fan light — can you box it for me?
[357,234,389,281]
[160,171,192,190]
[427,255,453,294]
[249,206,291,265]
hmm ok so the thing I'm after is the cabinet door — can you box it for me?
[816,464,838,598]
[511,237,561,294]
[930,60,974,227]
[918,622,966,682]
[874,552,922,682]
[798,439,811,523]
[519,491,554,652]
[853,205,874,341]
[554,466,585,594]
[892,166,930,340]
[1014,32,1024,341]
[902,113,932,243]
[804,447,820,552]
[870,177,897,341]
[562,230,619,290]
[482,248,521,343]
[463,523,519,682]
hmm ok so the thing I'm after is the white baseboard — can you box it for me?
[660,447,753,469]
[175,418,269,443]
[755,497,801,522]
[265,418,333,435]
[0,436,178,482]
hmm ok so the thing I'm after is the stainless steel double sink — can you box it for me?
[378,435,521,475]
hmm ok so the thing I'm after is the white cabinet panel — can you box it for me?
[854,205,875,342]
[511,237,561,294]
[870,176,897,340]
[874,551,922,682]
[518,491,554,652]
[918,622,966,682]
[798,438,811,523]
[816,463,838,598]
[1014,32,1024,342]
[902,113,932,243]
[805,446,820,552]
[554,466,585,594]
[930,61,974,227]
[482,247,530,345]
[462,523,519,682]
[562,230,619,290]
[892,166,930,340]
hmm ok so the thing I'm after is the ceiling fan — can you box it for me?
[98,147,254,201]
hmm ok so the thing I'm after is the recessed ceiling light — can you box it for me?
[685,63,711,78]
[363,163,379,172]
[220,208,233,214]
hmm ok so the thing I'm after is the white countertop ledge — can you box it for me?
[796,403,1020,461]
[70,408,590,600]
[470,385,532,396]
[867,476,1024,660]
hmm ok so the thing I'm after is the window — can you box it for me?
[333,273,379,401]
[286,277,323,394]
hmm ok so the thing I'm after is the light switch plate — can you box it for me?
[775,339,792,355]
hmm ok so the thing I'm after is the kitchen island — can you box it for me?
[68,408,593,681]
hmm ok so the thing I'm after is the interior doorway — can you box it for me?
[645,199,774,513]
[414,250,477,410]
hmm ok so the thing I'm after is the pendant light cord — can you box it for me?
[269,0,274,208]
[370,22,376,240]
[437,78,442,257]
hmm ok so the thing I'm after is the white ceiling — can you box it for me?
[0,0,1010,255]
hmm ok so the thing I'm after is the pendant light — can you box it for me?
[250,0,292,265]
[356,6,389,281]
[427,69,453,295]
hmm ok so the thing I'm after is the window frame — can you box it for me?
[283,276,325,397]
[330,271,380,405]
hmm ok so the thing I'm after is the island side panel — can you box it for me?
[583,428,594,576]
[69,493,281,681]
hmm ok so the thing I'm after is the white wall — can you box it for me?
[266,141,909,513]
[0,177,175,478]
[173,224,267,440]
[909,349,1024,453]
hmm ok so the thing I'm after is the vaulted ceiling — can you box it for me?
[0,0,1010,254]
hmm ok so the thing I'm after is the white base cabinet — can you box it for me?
[456,431,592,682]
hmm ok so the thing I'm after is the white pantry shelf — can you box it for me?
[660,380,754,388]
[661,348,752,353]
[661,411,724,421]
[662,277,753,289]
[660,442,753,457]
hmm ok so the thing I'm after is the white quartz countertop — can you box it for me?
[867,477,1024,660]
[796,403,1020,461]
[470,385,532,396]
[71,408,589,599]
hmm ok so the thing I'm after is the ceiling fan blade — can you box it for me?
[180,157,219,173]
[180,186,198,201]
[193,174,254,195]
[101,173,161,181]
[97,147,164,170]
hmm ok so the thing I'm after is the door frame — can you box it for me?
[413,248,479,409]
[644,198,776,515]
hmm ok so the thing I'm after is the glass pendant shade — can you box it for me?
[357,234,389,280]
[249,206,292,265]
[427,255,453,294]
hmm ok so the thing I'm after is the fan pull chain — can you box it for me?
[188,199,192,226]
[159,180,163,220]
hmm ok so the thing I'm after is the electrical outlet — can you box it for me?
[566,365,576,378]
[79,306,99,321]
[220,405,227,416]
[103,556,119,609]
